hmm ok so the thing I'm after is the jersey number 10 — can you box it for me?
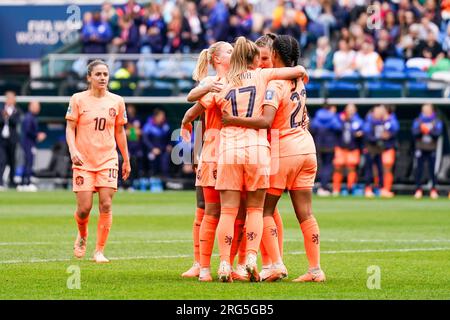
[94,117,106,131]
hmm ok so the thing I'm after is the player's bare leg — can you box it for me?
[74,191,93,258]
[290,189,325,282]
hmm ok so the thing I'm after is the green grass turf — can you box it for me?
[0,190,449,300]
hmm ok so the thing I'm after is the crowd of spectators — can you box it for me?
[79,0,450,79]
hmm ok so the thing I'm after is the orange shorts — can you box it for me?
[215,145,270,192]
[72,168,118,192]
[333,147,361,167]
[195,161,217,188]
[382,148,395,167]
[268,153,317,195]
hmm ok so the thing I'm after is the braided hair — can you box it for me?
[272,35,301,91]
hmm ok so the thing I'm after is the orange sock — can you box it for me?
[245,207,263,255]
[74,212,89,238]
[216,207,239,262]
[199,214,219,268]
[237,226,247,265]
[332,171,343,193]
[193,208,205,263]
[262,216,281,264]
[96,212,112,252]
[273,208,284,258]
[260,241,271,266]
[230,219,245,265]
[347,170,357,191]
[384,171,393,192]
[300,217,320,269]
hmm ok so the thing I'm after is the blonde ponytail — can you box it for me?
[226,37,260,86]
[192,49,209,81]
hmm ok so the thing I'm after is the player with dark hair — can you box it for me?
[222,35,324,282]
[66,59,130,263]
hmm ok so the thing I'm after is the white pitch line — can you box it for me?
[1,239,449,246]
[0,247,448,265]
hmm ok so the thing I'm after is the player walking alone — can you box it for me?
[66,59,131,263]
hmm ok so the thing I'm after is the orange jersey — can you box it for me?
[263,79,316,156]
[198,76,226,163]
[65,90,128,171]
[213,68,277,150]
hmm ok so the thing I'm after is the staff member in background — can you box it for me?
[123,104,142,189]
[363,105,399,198]
[0,91,21,190]
[412,104,443,199]
[381,105,399,197]
[332,103,364,196]
[17,101,46,192]
[310,105,342,196]
[142,108,171,178]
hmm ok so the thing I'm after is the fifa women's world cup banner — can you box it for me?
[0,4,99,60]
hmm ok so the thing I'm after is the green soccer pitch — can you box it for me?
[0,191,448,299]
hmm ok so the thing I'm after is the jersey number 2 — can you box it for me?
[290,91,305,128]
[225,86,256,117]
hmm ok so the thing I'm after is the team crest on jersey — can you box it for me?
[213,169,217,180]
[265,89,274,100]
[196,169,202,180]
[109,108,116,117]
[75,176,84,186]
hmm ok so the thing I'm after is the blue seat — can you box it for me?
[382,70,406,80]
[367,81,402,97]
[405,69,428,79]
[305,82,321,98]
[383,58,405,72]
[326,81,360,98]
[407,82,443,98]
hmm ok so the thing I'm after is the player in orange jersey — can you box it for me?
[253,33,286,281]
[181,41,233,281]
[66,60,130,263]
[210,36,307,282]
[222,35,325,282]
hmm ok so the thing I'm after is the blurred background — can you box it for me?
[0,0,449,197]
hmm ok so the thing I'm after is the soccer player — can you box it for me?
[363,105,399,198]
[253,33,286,281]
[332,103,364,196]
[310,105,342,196]
[381,106,399,197]
[412,104,443,199]
[222,35,325,282]
[66,59,131,263]
[211,36,307,282]
[181,41,232,280]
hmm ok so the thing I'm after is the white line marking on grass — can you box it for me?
[1,239,449,246]
[0,247,449,265]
